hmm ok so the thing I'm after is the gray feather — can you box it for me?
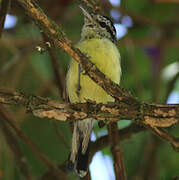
[69,118,94,177]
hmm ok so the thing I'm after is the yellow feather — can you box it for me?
[66,38,121,104]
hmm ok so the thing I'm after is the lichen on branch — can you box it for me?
[16,0,133,101]
[0,89,178,127]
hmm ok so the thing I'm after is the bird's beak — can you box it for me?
[79,5,96,24]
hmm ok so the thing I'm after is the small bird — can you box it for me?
[66,6,121,177]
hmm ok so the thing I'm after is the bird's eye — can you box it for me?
[99,21,106,28]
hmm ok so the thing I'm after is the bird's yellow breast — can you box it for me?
[66,38,121,103]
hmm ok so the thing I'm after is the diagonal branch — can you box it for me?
[15,0,134,102]
[0,106,32,180]
[148,126,179,151]
[0,101,69,180]
[78,0,101,13]
[90,123,144,160]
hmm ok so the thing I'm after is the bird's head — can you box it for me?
[80,6,116,43]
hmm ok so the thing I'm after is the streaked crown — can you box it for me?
[80,7,116,43]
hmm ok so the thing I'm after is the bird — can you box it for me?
[66,5,121,177]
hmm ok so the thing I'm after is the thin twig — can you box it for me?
[90,123,144,160]
[41,123,144,179]
[0,104,69,180]
[51,120,70,149]
[131,136,159,180]
[111,5,161,28]
[41,34,71,150]
[42,33,66,100]
[78,0,101,13]
[40,163,67,180]
[134,25,174,179]
[148,126,179,151]
[134,60,179,179]
[0,106,32,180]
[123,38,144,96]
[107,123,126,180]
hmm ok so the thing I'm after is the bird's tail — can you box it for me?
[68,118,94,177]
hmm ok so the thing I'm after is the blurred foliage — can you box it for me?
[0,0,179,180]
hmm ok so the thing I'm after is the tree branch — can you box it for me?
[0,106,32,180]
[0,89,178,126]
[116,6,161,28]
[41,33,66,100]
[40,123,144,179]
[107,123,126,180]
[15,0,134,102]
[148,126,179,151]
[78,0,101,13]
[2,0,178,178]
[90,123,144,157]
[12,0,179,127]
[0,100,69,180]
[0,89,179,152]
